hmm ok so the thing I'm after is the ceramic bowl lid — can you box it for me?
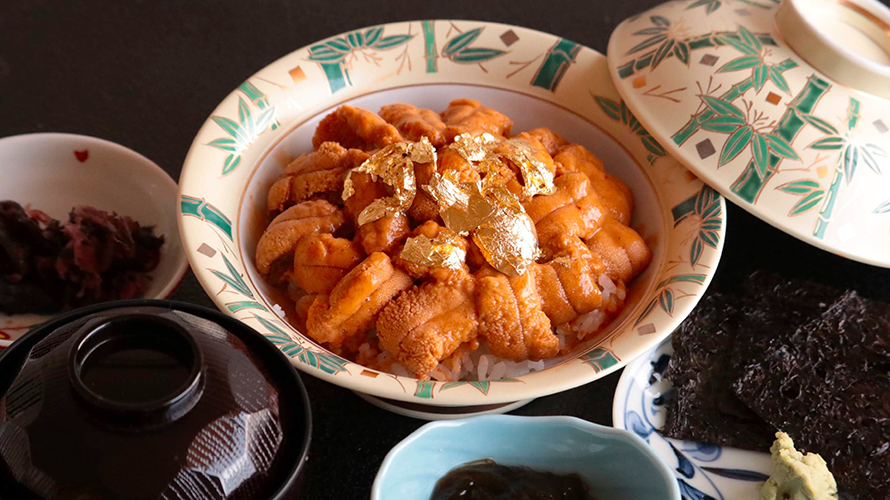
[607,0,890,267]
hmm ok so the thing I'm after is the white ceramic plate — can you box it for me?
[0,133,188,346]
[613,339,773,500]
[178,20,725,413]
[608,0,890,267]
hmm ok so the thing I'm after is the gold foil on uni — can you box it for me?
[450,133,556,198]
[342,137,436,226]
[424,175,539,276]
[399,229,466,270]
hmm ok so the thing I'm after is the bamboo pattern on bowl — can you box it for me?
[608,0,890,267]
[178,20,725,404]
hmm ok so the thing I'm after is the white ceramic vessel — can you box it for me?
[0,133,188,346]
[608,0,890,267]
[178,20,725,418]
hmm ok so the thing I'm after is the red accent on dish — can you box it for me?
[0,329,11,341]
[74,150,89,162]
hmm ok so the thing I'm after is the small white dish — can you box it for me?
[0,133,188,346]
[613,338,773,500]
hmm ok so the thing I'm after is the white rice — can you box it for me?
[434,343,550,382]
[599,274,616,304]
[271,303,287,319]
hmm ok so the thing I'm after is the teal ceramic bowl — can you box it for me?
[372,415,680,500]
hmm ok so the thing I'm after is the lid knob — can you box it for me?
[68,313,205,426]
[777,0,890,98]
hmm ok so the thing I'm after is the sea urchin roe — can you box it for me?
[430,460,595,500]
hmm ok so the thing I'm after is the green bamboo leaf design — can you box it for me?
[208,138,239,153]
[238,98,251,127]
[634,297,660,326]
[651,38,676,69]
[659,289,675,315]
[861,146,881,175]
[799,114,839,135]
[364,27,383,46]
[844,145,859,184]
[694,186,718,214]
[701,115,746,133]
[874,200,890,213]
[211,116,249,146]
[687,0,721,14]
[718,55,761,73]
[307,48,346,62]
[443,28,483,56]
[701,218,723,231]
[594,97,622,121]
[210,267,252,298]
[254,107,276,134]
[241,100,255,139]
[347,32,361,48]
[254,314,288,337]
[719,125,754,166]
[656,274,708,287]
[222,154,242,175]
[450,47,506,63]
[620,101,630,125]
[374,34,413,50]
[674,41,690,66]
[765,134,800,160]
[634,27,668,35]
[628,34,668,55]
[690,237,704,266]
[789,189,825,216]
[777,179,820,194]
[701,202,723,220]
[629,115,642,132]
[327,38,351,52]
[315,351,348,375]
[700,229,720,247]
[768,66,791,93]
[308,44,339,57]
[753,133,769,178]
[809,136,845,150]
[718,34,759,55]
[739,25,762,52]
[651,15,670,27]
[866,143,889,157]
[702,96,745,119]
[753,64,768,93]
[642,136,667,156]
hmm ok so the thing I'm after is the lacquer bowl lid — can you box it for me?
[0,300,311,499]
[608,0,890,267]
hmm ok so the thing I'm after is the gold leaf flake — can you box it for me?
[399,228,466,270]
[342,137,437,225]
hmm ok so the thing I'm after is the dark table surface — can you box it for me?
[3,1,890,498]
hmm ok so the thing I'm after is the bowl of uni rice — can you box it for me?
[178,20,726,418]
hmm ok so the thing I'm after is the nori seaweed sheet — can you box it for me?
[734,291,890,499]
[662,292,777,451]
[663,271,844,452]
[731,271,843,380]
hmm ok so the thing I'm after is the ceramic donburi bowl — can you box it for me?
[178,20,725,418]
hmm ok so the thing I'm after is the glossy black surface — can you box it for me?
[0,301,311,500]
[2,1,890,498]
